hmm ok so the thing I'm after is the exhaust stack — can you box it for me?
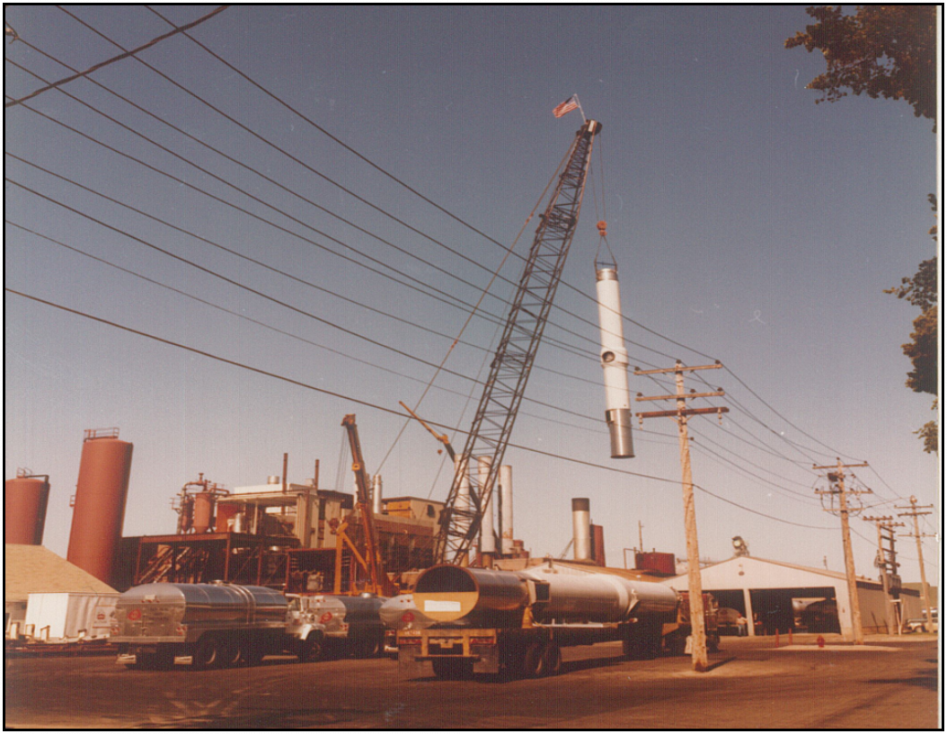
[595,265,634,458]
[499,465,513,555]
[477,456,496,561]
[572,497,592,562]
[371,474,383,515]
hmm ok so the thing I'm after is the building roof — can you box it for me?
[4,544,116,603]
[665,555,884,592]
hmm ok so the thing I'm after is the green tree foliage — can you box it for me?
[785,5,937,123]
[787,8,939,453]
[885,195,939,454]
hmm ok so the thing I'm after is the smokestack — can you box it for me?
[595,266,634,458]
[499,465,513,555]
[572,497,592,562]
[477,456,496,559]
[592,523,606,566]
[372,474,383,515]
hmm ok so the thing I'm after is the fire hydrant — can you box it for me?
[816,635,825,649]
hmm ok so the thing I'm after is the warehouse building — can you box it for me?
[662,555,923,639]
[5,544,117,638]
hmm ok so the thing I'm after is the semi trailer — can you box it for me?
[111,581,325,669]
[393,564,681,679]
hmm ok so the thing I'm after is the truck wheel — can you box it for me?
[194,635,221,669]
[219,637,241,668]
[432,658,473,680]
[298,635,323,663]
[521,642,547,678]
[541,643,561,677]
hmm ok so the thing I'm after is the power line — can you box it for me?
[139,3,876,464]
[11,7,888,494]
[4,5,228,108]
[7,286,836,532]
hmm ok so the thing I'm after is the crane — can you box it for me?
[335,414,398,596]
[434,118,603,565]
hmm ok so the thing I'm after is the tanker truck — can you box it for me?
[286,592,387,659]
[392,563,680,679]
[111,581,325,669]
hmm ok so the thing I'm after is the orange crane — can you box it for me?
[333,414,398,597]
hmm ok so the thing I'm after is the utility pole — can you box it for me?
[862,515,904,634]
[896,495,935,633]
[635,360,729,672]
[638,521,644,552]
[813,459,870,644]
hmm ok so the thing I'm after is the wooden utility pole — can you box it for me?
[813,459,870,644]
[896,496,935,633]
[635,360,728,672]
[863,515,904,634]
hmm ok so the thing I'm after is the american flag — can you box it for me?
[552,95,579,118]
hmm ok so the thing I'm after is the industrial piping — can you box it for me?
[595,265,634,458]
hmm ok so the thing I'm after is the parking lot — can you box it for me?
[5,634,939,729]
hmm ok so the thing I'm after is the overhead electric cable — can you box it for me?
[16,12,680,367]
[5,285,840,532]
[4,5,228,108]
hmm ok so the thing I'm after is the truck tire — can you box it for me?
[154,645,177,670]
[521,642,547,678]
[219,636,241,668]
[298,634,324,663]
[193,635,221,669]
[541,642,561,677]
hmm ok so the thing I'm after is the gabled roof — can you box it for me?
[4,544,116,603]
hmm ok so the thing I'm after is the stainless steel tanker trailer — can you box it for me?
[390,564,681,679]
[286,592,387,659]
[110,582,325,669]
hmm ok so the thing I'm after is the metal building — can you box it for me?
[661,555,923,639]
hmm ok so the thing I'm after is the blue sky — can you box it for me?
[5,5,940,584]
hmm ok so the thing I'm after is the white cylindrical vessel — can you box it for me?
[572,498,592,562]
[499,465,513,555]
[371,474,383,515]
[454,455,471,535]
[596,266,634,458]
[477,456,496,556]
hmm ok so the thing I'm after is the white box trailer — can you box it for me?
[24,592,119,641]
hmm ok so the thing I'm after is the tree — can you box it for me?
[787,7,939,453]
[886,195,939,454]
[785,6,937,124]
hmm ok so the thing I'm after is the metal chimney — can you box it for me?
[477,456,496,559]
[372,474,383,515]
[595,266,634,458]
[572,497,592,562]
[499,465,513,555]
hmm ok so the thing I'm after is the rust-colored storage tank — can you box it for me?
[192,492,216,534]
[66,428,134,585]
[5,472,50,545]
[215,503,238,533]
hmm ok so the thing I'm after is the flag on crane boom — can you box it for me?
[552,94,579,118]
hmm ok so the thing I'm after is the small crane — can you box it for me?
[333,414,398,597]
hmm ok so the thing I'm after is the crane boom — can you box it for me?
[339,414,397,596]
[435,119,603,565]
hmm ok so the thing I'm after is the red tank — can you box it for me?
[192,491,216,534]
[66,428,134,585]
[5,473,50,545]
